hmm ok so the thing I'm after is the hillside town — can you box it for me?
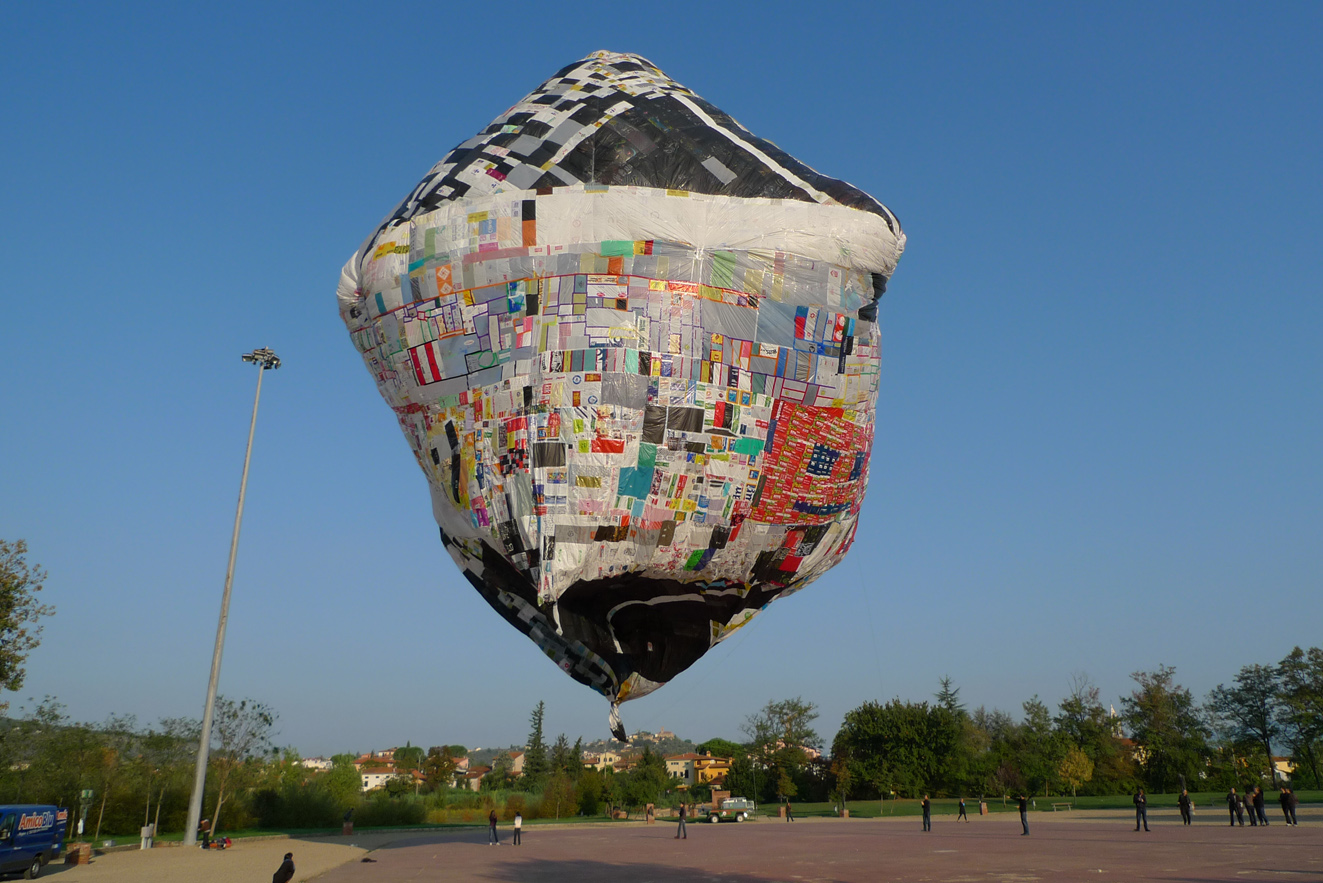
[298,728,759,794]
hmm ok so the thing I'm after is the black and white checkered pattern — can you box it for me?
[376,51,901,240]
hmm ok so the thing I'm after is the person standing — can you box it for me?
[675,802,687,839]
[198,818,211,850]
[921,795,932,832]
[1286,788,1299,826]
[1226,789,1240,826]
[957,798,969,822]
[785,800,794,822]
[1133,788,1149,832]
[1253,787,1269,826]
[272,852,295,883]
[1018,794,1029,835]
[488,809,500,845]
[1178,789,1192,826]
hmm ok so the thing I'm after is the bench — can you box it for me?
[1051,803,1073,811]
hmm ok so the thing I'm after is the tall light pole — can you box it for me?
[184,347,281,845]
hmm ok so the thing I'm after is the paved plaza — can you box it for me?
[315,812,1321,883]
[43,809,1321,883]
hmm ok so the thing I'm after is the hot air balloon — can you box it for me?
[336,51,904,738]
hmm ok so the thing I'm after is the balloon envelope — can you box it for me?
[337,51,905,736]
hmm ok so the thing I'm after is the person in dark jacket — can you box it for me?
[1178,789,1192,825]
[1227,789,1243,826]
[1133,789,1149,831]
[675,802,687,839]
[1018,794,1029,835]
[1280,788,1299,825]
[1253,787,1269,825]
[272,852,295,883]
[957,798,969,822]
[921,795,932,832]
[488,809,499,845]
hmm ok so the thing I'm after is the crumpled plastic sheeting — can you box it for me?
[337,51,905,731]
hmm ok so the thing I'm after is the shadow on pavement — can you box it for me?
[479,856,848,883]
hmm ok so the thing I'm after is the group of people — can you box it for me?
[1226,786,1300,826]
[487,809,524,845]
[919,794,1027,834]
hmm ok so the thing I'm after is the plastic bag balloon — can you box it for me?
[337,51,905,738]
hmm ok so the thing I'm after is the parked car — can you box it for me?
[0,805,68,879]
[700,797,756,822]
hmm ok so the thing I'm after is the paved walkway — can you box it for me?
[39,832,402,883]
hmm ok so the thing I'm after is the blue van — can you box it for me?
[0,806,68,879]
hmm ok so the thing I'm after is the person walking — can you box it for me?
[488,809,500,845]
[1133,788,1149,832]
[272,852,295,883]
[1226,788,1241,826]
[1178,789,1192,826]
[1253,787,1269,826]
[1018,794,1029,835]
[785,800,794,822]
[675,802,688,839]
[921,795,932,832]
[957,798,969,822]
[513,811,522,845]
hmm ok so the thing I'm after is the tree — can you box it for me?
[620,746,668,808]
[743,697,821,754]
[1277,646,1323,787]
[1058,746,1094,800]
[541,771,576,819]
[1017,697,1065,796]
[832,699,967,799]
[394,743,424,773]
[0,540,54,713]
[550,734,576,776]
[140,717,201,833]
[91,714,138,841]
[522,702,550,785]
[695,738,745,759]
[422,746,457,792]
[577,767,606,815]
[935,677,965,714]
[325,754,361,806]
[209,697,275,832]
[1208,663,1282,784]
[1121,666,1209,792]
[743,697,819,801]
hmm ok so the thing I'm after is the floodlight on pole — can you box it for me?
[184,347,280,845]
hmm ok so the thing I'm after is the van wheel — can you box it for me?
[708,814,719,823]
[24,856,43,879]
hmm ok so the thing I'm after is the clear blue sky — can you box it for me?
[3,2,1320,757]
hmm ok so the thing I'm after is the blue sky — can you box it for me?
[3,2,1319,756]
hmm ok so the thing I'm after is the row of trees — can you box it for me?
[0,695,278,837]
[827,653,1323,801]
